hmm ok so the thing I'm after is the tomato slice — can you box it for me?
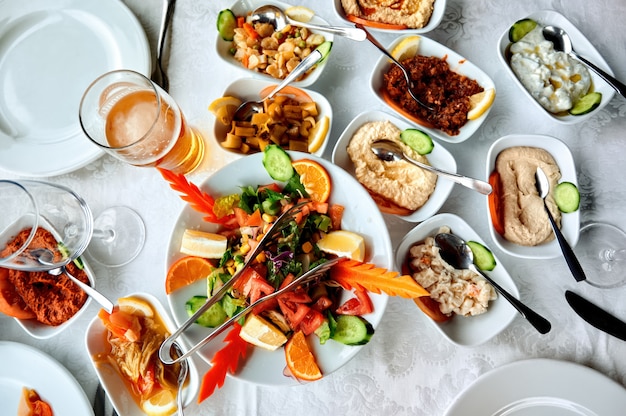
[299,308,325,335]
[259,85,313,103]
[336,288,373,315]
[243,275,275,305]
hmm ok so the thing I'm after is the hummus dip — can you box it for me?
[347,120,436,211]
[496,146,561,246]
[341,0,436,29]
[407,226,497,317]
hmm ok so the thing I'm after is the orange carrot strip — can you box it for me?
[330,259,429,298]
[197,323,248,403]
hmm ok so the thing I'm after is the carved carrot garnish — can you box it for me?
[158,168,236,227]
[330,259,429,299]
[197,323,248,403]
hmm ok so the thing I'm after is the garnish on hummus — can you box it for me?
[346,120,436,213]
[341,0,436,29]
[494,146,561,246]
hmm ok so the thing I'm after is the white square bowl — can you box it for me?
[486,134,580,259]
[395,213,519,347]
[497,10,615,124]
[332,0,446,34]
[216,0,334,87]
[370,34,496,144]
[332,110,455,222]
[212,78,332,157]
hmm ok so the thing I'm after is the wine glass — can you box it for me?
[574,221,626,289]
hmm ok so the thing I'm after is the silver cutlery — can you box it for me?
[152,0,176,91]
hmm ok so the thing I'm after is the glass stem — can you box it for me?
[92,228,115,243]
[600,248,626,262]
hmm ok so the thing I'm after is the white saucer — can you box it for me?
[0,0,151,177]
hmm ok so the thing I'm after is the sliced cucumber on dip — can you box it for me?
[217,9,237,41]
[554,182,580,213]
[330,315,374,346]
[569,92,602,115]
[263,144,294,181]
[508,18,537,42]
[186,295,228,328]
[467,241,496,271]
[315,41,333,62]
[400,128,434,155]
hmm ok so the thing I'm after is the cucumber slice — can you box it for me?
[186,296,228,328]
[467,241,496,271]
[315,41,333,62]
[508,18,537,42]
[554,182,580,213]
[217,9,237,41]
[263,144,294,181]
[400,128,434,155]
[569,92,602,115]
[330,315,374,346]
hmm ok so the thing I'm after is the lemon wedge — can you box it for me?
[467,88,495,120]
[141,389,177,416]
[118,297,154,318]
[208,96,242,125]
[316,230,366,262]
[308,115,329,153]
[180,229,227,259]
[391,36,421,62]
[284,6,315,23]
[239,314,288,351]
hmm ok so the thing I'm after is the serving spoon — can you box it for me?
[535,167,587,282]
[171,342,188,416]
[249,5,366,41]
[435,233,552,334]
[370,139,492,195]
[542,25,626,98]
[232,48,324,121]
[355,23,433,111]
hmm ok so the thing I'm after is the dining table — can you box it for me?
[2,0,626,414]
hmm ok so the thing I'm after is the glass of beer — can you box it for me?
[79,70,204,175]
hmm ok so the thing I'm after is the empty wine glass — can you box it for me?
[574,221,626,289]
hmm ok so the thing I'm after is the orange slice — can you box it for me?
[284,330,322,381]
[292,159,331,203]
[165,256,215,294]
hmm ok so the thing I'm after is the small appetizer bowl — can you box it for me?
[497,10,615,124]
[85,292,200,416]
[395,213,518,347]
[332,0,447,34]
[216,0,333,87]
[332,110,455,222]
[212,78,332,158]
[486,134,580,259]
[370,34,495,144]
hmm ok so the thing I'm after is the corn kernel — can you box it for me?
[262,213,277,223]
[240,243,250,255]
[256,252,266,263]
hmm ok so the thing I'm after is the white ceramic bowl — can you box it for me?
[331,110,455,222]
[332,0,446,34]
[370,34,496,144]
[85,292,200,416]
[11,259,95,339]
[216,0,334,87]
[212,78,332,158]
[486,134,580,259]
[497,10,615,124]
[395,213,519,347]
[166,151,392,387]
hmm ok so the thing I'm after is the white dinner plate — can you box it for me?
[0,341,93,415]
[166,151,392,386]
[0,0,151,177]
[444,358,626,415]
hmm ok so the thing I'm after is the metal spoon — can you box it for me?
[435,233,552,334]
[542,25,626,98]
[233,48,323,121]
[535,167,587,282]
[152,0,176,91]
[171,342,188,416]
[32,248,114,313]
[370,139,492,195]
[249,5,366,41]
[355,23,433,111]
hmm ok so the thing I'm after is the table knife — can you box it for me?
[565,290,626,341]
[93,383,105,416]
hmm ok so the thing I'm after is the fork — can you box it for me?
[159,202,307,364]
[152,0,176,91]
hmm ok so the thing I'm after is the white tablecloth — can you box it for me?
[2,0,626,415]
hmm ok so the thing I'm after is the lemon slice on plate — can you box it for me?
[180,229,227,259]
[317,230,366,262]
[118,297,154,318]
[391,36,421,62]
[285,6,315,23]
[239,314,288,351]
[208,96,242,125]
[467,88,496,120]
[308,115,329,153]
[142,389,177,416]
